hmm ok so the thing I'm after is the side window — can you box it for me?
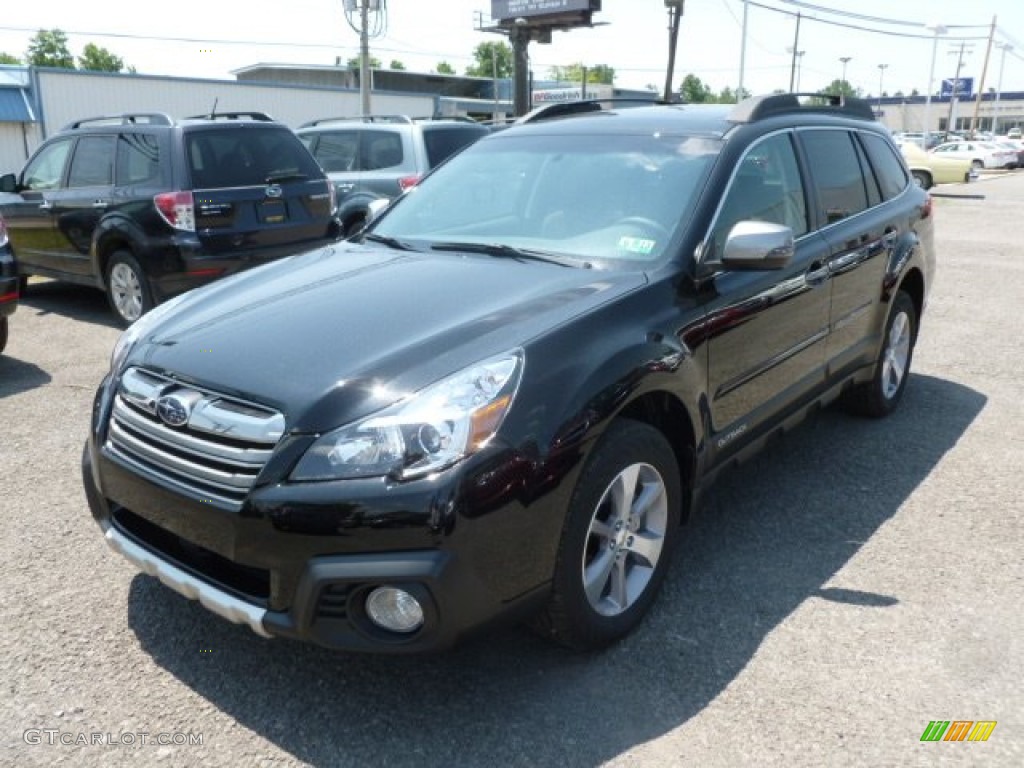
[801,130,869,224]
[860,133,909,201]
[115,133,164,186]
[312,131,358,173]
[67,136,116,188]
[21,139,73,191]
[709,132,807,260]
[361,131,405,171]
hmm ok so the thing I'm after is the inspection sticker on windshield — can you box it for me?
[618,236,656,255]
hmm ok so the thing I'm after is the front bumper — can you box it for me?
[0,246,18,318]
[82,419,562,652]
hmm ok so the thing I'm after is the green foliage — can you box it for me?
[435,61,455,75]
[78,43,125,73]
[0,52,21,65]
[820,79,861,98]
[26,29,74,68]
[465,42,513,79]
[549,62,615,85]
[389,60,405,70]
[347,55,381,69]
[679,74,713,103]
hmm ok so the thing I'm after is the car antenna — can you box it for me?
[208,97,218,119]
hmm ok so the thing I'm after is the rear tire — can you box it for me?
[0,316,7,355]
[105,250,153,327]
[845,290,917,418]
[911,170,932,189]
[532,419,682,651]
[972,159,984,171]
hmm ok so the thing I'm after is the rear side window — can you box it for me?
[186,126,323,188]
[116,133,165,186]
[422,126,487,168]
[67,136,116,188]
[308,131,358,173]
[860,133,908,201]
[361,131,405,171]
[801,130,869,224]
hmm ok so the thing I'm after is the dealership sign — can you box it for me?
[941,77,974,98]
[491,0,598,22]
[533,85,612,104]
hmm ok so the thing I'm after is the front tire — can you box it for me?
[533,419,682,650]
[846,290,917,418]
[105,250,153,327]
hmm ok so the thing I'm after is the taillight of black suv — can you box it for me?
[0,111,339,326]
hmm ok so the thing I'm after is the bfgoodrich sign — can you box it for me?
[491,1,597,21]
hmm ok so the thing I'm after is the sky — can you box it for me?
[1,1,1023,99]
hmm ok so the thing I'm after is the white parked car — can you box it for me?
[930,141,1018,170]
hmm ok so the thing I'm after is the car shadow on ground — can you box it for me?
[126,373,985,767]
[0,355,52,399]
[19,280,120,330]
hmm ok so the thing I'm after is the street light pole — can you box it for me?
[994,42,1013,134]
[877,63,888,115]
[923,23,947,146]
[840,56,851,89]
[664,1,685,103]
[737,0,749,101]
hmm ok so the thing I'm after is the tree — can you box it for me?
[820,79,860,98]
[389,59,406,70]
[465,42,513,79]
[0,52,21,65]
[26,29,74,68]
[717,85,751,103]
[679,74,713,103]
[548,62,615,85]
[436,61,455,75]
[347,55,381,69]
[78,43,125,73]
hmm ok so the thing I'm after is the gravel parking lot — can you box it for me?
[2,174,1022,768]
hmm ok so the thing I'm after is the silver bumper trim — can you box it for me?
[105,527,272,638]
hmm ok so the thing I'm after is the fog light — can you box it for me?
[365,586,424,633]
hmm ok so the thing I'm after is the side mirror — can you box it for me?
[721,220,794,270]
[0,173,17,194]
[364,197,391,227]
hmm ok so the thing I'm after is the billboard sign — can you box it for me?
[940,77,974,98]
[491,1,597,22]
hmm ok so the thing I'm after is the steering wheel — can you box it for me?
[615,216,670,240]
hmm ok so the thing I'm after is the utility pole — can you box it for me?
[923,23,947,147]
[664,1,685,102]
[787,48,805,91]
[737,0,749,101]
[946,42,971,138]
[839,56,852,89]
[970,15,997,135]
[788,12,802,92]
[877,63,888,115]
[359,0,371,115]
[994,42,1014,134]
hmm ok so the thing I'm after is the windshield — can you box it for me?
[370,131,720,268]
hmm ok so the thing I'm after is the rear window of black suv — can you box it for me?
[186,126,323,188]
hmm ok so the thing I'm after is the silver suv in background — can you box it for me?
[296,116,489,237]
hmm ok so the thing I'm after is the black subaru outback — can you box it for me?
[0,112,339,326]
[83,94,935,653]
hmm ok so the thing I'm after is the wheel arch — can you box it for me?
[898,266,925,331]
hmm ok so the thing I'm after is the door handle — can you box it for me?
[806,262,830,284]
[335,183,354,193]
[38,200,53,210]
[92,200,109,209]
[882,227,898,248]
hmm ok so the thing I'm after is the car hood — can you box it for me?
[131,242,645,432]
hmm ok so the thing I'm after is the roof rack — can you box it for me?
[64,113,174,130]
[298,115,414,128]
[410,115,482,124]
[184,111,275,122]
[516,97,664,125]
[730,93,876,123]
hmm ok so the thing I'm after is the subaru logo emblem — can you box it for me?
[265,184,283,199]
[156,395,191,427]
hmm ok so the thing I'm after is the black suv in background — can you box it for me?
[0,213,17,355]
[0,112,339,325]
[84,94,935,653]
[296,116,488,237]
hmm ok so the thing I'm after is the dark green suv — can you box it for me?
[0,112,339,326]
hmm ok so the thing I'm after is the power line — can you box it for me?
[743,2,989,41]
[776,0,988,29]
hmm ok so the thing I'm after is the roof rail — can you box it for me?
[298,115,414,128]
[410,115,481,124]
[730,93,876,123]
[184,111,275,122]
[516,97,663,125]
[64,113,174,130]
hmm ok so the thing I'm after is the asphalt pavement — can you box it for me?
[1,172,1021,767]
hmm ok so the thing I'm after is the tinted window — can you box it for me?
[422,126,487,168]
[22,138,73,190]
[186,127,322,188]
[361,131,404,171]
[801,130,869,224]
[67,136,116,187]
[860,133,908,201]
[709,132,807,260]
[115,133,164,186]
[310,131,358,173]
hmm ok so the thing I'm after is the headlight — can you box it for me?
[291,350,524,481]
[109,291,191,373]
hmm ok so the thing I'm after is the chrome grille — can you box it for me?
[105,367,285,506]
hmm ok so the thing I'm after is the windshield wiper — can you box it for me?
[363,233,420,251]
[265,172,308,184]
[430,241,587,268]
